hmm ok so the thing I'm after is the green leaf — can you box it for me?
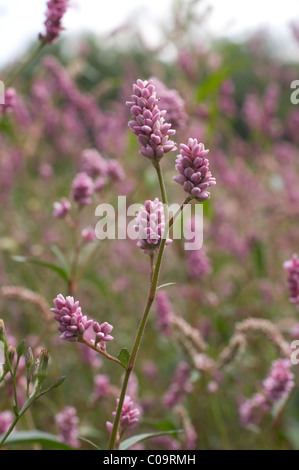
[11,256,69,281]
[251,239,266,278]
[195,59,248,102]
[142,418,177,432]
[119,430,180,450]
[51,244,70,274]
[157,283,176,290]
[78,436,102,450]
[36,376,66,399]
[117,349,130,369]
[0,430,74,449]
[196,70,229,102]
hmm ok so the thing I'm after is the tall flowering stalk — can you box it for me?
[5,1,69,89]
[49,78,216,450]
[39,0,69,44]
[107,78,216,451]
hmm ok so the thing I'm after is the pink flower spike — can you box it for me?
[174,138,216,202]
[126,79,176,162]
[135,198,172,255]
[51,294,93,342]
[71,172,94,206]
[283,254,299,309]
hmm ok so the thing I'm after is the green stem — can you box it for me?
[154,161,168,207]
[209,395,230,450]
[5,42,45,89]
[5,349,19,414]
[0,415,19,448]
[169,196,192,228]
[76,244,101,283]
[108,368,131,450]
[0,384,41,447]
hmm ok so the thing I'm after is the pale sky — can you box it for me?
[0,0,298,67]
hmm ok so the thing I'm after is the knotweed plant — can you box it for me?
[1,2,299,452]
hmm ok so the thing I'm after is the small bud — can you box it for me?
[36,349,49,386]
[26,347,34,371]
[16,339,26,360]
[26,347,35,389]
[7,346,16,366]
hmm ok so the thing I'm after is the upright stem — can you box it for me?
[5,349,19,414]
[5,42,45,89]
[154,161,168,207]
[0,384,41,447]
[108,161,173,450]
[169,196,192,228]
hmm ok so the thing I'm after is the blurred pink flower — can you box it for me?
[39,0,69,44]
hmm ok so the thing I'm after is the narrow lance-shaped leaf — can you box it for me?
[0,430,74,450]
[120,429,181,450]
[11,256,69,281]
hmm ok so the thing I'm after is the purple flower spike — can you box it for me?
[93,374,111,400]
[107,160,125,181]
[173,138,216,202]
[186,246,211,281]
[262,359,294,403]
[71,172,94,206]
[51,294,93,342]
[53,197,71,218]
[55,406,80,448]
[155,291,173,336]
[283,254,299,309]
[135,197,172,255]
[107,395,140,435]
[39,0,69,44]
[119,396,140,429]
[126,79,176,161]
[163,362,194,408]
[80,148,108,178]
[239,393,269,427]
[93,321,114,344]
[150,77,188,129]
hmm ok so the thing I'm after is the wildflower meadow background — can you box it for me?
[1,0,299,451]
